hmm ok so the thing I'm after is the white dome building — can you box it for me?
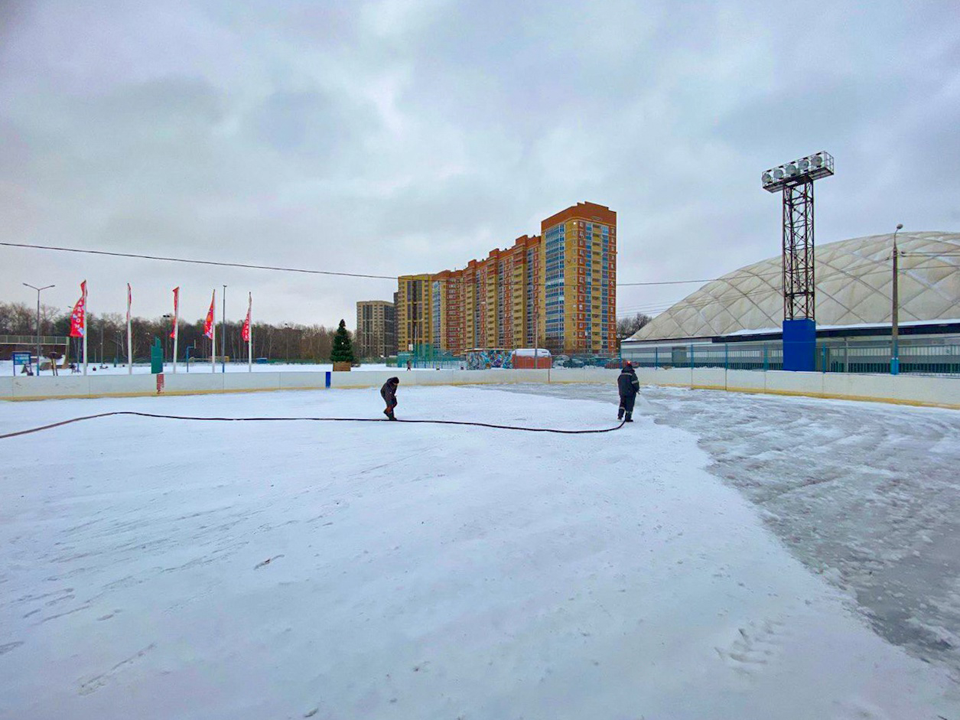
[626,231,960,344]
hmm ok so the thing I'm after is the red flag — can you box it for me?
[126,283,132,324]
[170,287,180,338]
[203,290,216,339]
[241,293,252,342]
[69,281,87,338]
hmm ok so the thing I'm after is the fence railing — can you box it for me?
[0,335,70,346]
[622,336,960,376]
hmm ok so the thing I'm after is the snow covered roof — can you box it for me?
[629,231,960,342]
[512,348,552,356]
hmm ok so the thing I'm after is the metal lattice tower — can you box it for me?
[762,151,834,322]
[782,182,816,321]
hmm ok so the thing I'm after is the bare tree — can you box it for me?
[617,312,653,341]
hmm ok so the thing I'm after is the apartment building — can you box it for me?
[541,202,617,354]
[397,274,432,352]
[430,269,465,356]
[355,300,396,359]
[396,202,616,355]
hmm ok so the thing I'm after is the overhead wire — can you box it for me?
[0,242,397,281]
[4,239,957,318]
[615,262,960,318]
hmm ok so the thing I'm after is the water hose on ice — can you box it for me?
[0,411,626,440]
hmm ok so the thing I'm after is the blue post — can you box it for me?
[325,371,331,388]
[654,347,658,368]
[690,344,694,369]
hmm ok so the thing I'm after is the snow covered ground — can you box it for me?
[2,386,959,719]
[502,384,960,681]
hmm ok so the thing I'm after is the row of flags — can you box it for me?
[68,282,253,340]
[66,280,254,374]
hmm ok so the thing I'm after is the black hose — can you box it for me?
[0,411,626,440]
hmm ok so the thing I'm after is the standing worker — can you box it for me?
[381,376,400,420]
[617,361,640,423]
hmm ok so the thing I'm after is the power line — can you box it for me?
[0,241,715,286]
[615,263,960,318]
[619,279,712,286]
[0,241,397,281]
[4,240,958,295]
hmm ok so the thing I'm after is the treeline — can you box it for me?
[0,301,352,363]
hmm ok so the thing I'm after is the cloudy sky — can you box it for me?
[2,0,958,326]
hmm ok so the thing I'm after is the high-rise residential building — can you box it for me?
[431,270,465,355]
[541,202,617,354]
[397,274,432,352]
[395,201,615,356]
[355,300,395,359]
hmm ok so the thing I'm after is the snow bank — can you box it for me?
[0,388,956,719]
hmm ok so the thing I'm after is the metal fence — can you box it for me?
[0,335,70,346]
[622,336,960,376]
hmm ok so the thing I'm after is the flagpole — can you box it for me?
[172,288,179,374]
[127,284,133,374]
[211,289,217,373]
[82,283,88,376]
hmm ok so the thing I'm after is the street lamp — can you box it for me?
[222,285,227,373]
[23,283,54,376]
[891,223,904,375]
[162,314,172,369]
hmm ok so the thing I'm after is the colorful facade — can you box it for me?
[540,202,617,354]
[397,274,432,352]
[396,202,616,355]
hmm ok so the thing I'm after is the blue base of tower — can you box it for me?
[782,319,816,372]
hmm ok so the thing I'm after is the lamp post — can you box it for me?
[221,285,227,373]
[162,314,172,369]
[891,223,904,375]
[23,283,54,376]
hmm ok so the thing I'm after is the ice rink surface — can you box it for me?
[2,385,959,719]
[506,382,960,678]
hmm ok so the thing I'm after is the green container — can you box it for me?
[151,338,163,374]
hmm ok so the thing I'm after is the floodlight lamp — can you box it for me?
[786,163,798,176]
[774,168,784,180]
[762,172,773,184]
[811,154,823,168]
[799,158,810,172]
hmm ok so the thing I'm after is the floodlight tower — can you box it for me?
[762,151,834,371]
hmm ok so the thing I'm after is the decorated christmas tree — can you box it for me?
[331,319,355,364]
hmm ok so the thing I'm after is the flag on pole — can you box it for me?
[170,287,180,338]
[242,293,252,342]
[203,290,216,339]
[69,281,87,338]
[126,283,133,374]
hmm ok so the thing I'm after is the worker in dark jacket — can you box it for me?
[617,362,640,422]
[380,377,400,420]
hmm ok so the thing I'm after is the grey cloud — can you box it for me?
[1,0,958,326]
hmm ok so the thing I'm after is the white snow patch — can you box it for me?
[0,387,957,719]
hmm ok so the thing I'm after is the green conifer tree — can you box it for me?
[331,319,355,363]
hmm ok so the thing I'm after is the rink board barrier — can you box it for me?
[2,368,960,409]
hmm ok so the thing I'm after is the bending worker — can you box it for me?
[617,361,640,423]
[381,376,400,421]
